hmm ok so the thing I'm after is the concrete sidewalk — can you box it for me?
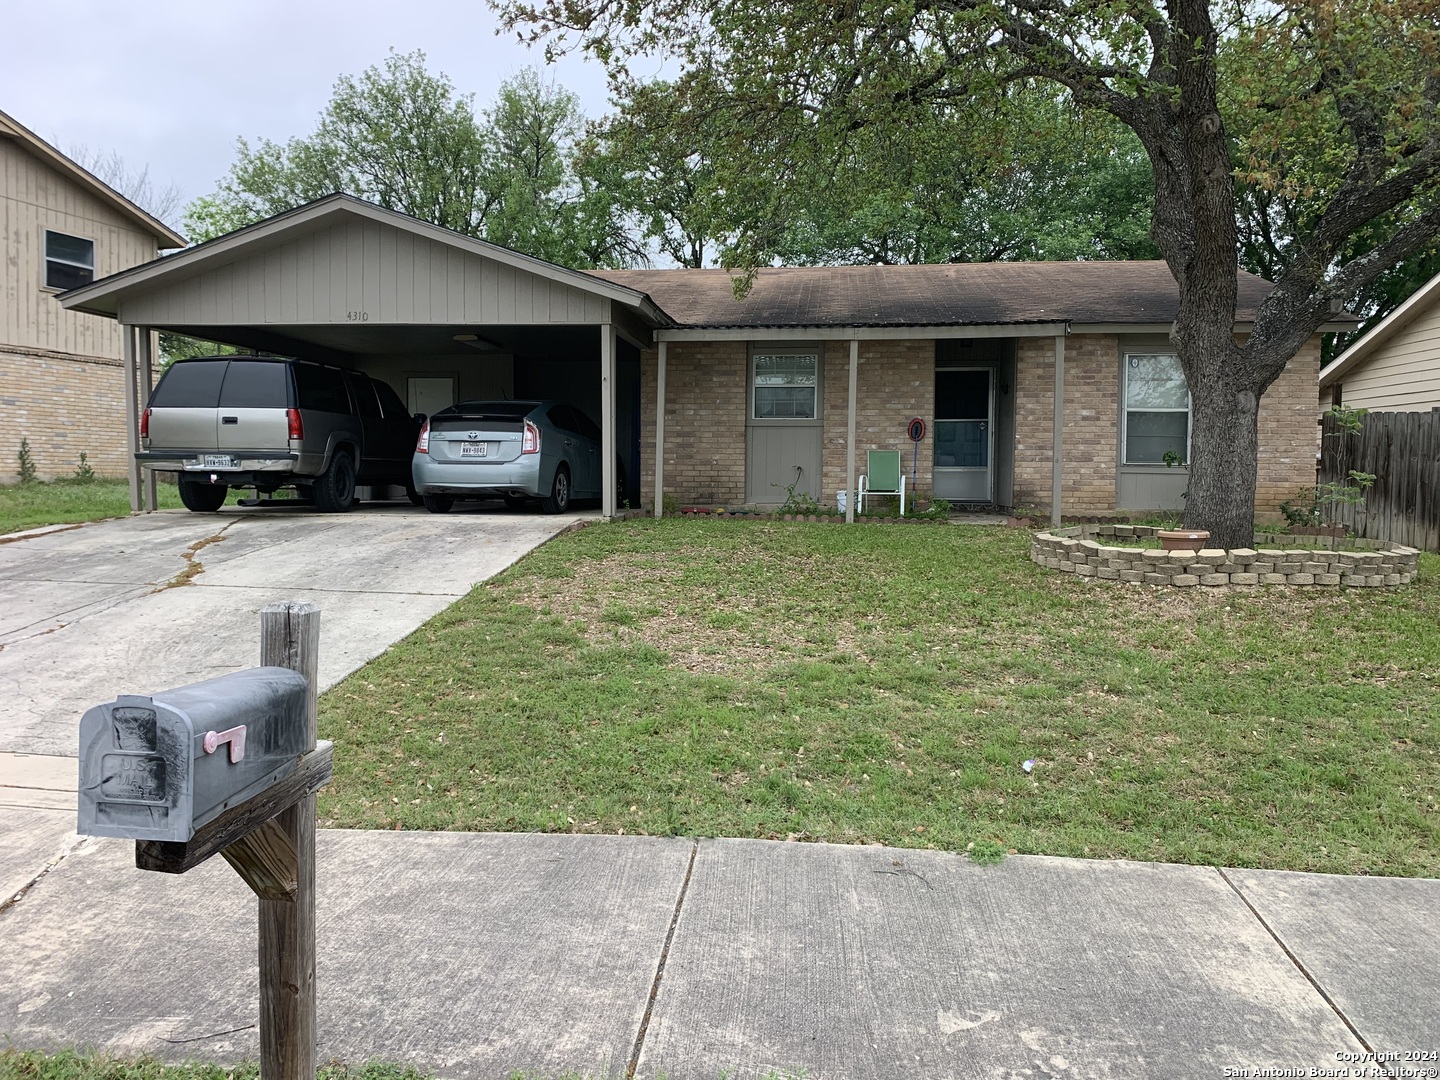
[2,828,1436,1079]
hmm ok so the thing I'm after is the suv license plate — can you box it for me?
[202,455,238,469]
[459,442,487,458]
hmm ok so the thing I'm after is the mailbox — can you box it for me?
[78,667,310,842]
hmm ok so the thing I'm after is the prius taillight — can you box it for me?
[522,419,540,454]
[416,419,431,454]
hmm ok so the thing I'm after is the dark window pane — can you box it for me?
[934,420,989,468]
[345,373,381,417]
[149,361,228,408]
[373,379,409,419]
[46,231,94,264]
[1125,411,1189,464]
[754,386,816,419]
[569,408,600,441]
[46,261,93,290]
[292,363,351,414]
[219,361,291,408]
[935,370,990,420]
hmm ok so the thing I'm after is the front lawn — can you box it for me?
[0,479,181,535]
[317,520,1440,876]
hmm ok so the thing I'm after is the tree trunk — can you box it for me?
[1183,349,1262,550]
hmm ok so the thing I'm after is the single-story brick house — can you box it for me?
[58,195,1330,520]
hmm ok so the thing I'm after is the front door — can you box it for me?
[934,367,994,502]
[745,348,823,506]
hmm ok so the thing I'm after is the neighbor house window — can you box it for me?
[753,353,818,419]
[45,230,95,290]
[1123,352,1190,464]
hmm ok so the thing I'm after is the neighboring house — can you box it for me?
[58,194,1330,518]
[1320,270,1440,414]
[1,107,185,482]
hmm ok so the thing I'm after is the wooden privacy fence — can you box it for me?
[1319,408,1440,553]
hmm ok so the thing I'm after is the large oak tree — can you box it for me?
[496,0,1440,546]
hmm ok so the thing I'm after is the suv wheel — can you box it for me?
[178,478,228,512]
[542,466,571,515]
[423,493,454,514]
[313,451,356,513]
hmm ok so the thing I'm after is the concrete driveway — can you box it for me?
[0,500,587,789]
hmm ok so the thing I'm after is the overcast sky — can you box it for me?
[1,0,623,229]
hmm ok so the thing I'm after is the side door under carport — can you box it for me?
[746,347,823,505]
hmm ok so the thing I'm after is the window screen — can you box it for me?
[753,353,818,419]
[219,362,291,408]
[293,364,352,414]
[148,361,228,408]
[1124,354,1190,464]
[45,231,95,290]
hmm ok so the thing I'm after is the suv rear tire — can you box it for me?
[178,478,228,512]
[313,451,356,513]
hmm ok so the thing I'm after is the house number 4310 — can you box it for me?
[346,310,369,322]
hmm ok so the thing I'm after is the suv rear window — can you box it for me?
[148,360,228,408]
[219,361,291,409]
[293,363,352,414]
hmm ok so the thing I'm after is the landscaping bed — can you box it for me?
[317,519,1440,876]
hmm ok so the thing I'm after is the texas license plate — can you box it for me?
[202,455,237,468]
[459,442,487,457]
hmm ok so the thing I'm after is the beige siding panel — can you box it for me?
[2,136,158,357]
[295,238,316,321]
[1342,302,1440,411]
[377,226,396,321]
[363,220,382,317]
[394,229,415,321]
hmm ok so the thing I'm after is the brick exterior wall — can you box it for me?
[1,347,133,482]
[637,332,1323,516]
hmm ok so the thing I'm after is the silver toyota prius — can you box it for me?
[412,400,603,514]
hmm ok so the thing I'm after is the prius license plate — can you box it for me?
[459,442,487,458]
[203,455,238,469]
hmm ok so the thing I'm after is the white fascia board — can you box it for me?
[1319,272,1440,388]
[655,322,1069,342]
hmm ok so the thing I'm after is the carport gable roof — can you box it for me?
[58,193,672,329]
[590,262,1279,331]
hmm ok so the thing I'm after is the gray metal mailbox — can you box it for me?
[78,666,310,842]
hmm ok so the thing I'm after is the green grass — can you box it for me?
[0,479,182,535]
[0,1050,428,1080]
[315,519,1440,876]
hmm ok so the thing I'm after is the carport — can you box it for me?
[58,194,670,516]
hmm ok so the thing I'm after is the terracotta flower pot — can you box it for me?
[1158,529,1210,551]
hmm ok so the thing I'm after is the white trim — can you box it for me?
[1319,270,1440,389]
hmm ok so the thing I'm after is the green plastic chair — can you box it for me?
[858,450,906,515]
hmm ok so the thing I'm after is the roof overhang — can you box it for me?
[58,194,673,331]
[1319,271,1440,389]
[0,108,186,248]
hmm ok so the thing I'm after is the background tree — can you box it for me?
[495,0,1440,547]
[68,145,184,228]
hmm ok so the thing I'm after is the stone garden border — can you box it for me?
[1032,524,1420,588]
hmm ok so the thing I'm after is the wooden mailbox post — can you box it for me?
[125,601,327,1079]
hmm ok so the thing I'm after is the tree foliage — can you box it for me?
[495,0,1440,545]
[184,51,638,268]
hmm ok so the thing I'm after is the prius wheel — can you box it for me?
[423,494,454,514]
[542,466,570,514]
[503,493,528,510]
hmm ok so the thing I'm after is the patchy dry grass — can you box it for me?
[317,519,1440,876]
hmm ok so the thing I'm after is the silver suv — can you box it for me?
[139,357,421,512]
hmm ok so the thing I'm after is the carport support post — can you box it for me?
[258,601,320,1080]
[845,337,858,524]
[654,340,666,518]
[122,325,142,513]
[1051,334,1065,528]
[140,328,158,512]
[601,321,617,518]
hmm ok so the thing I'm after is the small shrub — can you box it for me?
[17,438,37,485]
[73,451,97,483]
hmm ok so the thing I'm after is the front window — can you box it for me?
[1123,353,1190,464]
[45,230,95,290]
[753,353,818,419]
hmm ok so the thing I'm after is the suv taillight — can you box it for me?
[287,408,303,440]
[522,419,540,454]
[140,407,151,440]
[416,419,431,454]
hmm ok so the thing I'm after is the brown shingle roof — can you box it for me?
[589,261,1276,328]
